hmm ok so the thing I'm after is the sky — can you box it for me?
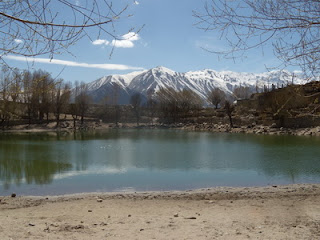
[3,0,282,84]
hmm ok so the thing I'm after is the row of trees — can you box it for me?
[95,88,204,125]
[0,66,247,128]
[0,67,92,128]
[128,86,241,126]
[155,88,203,123]
[1,66,260,128]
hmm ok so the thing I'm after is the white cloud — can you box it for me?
[92,39,109,45]
[134,1,139,5]
[111,39,134,48]
[4,55,145,71]
[14,39,23,44]
[122,32,140,41]
[92,32,140,49]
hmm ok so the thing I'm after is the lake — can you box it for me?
[0,129,320,196]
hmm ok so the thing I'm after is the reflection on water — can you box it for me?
[0,130,320,195]
[0,134,72,190]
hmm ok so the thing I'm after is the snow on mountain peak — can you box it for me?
[85,66,308,104]
[151,66,176,75]
[87,70,146,91]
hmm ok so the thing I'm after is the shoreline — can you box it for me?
[1,184,320,239]
[1,183,319,200]
[2,121,320,137]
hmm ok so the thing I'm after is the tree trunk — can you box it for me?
[228,114,233,128]
[56,114,60,128]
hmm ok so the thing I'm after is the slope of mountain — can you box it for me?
[85,66,306,104]
[85,70,146,104]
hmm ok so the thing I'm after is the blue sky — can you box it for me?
[4,0,282,83]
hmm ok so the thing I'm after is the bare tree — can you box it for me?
[53,80,71,127]
[111,83,121,125]
[0,1,137,59]
[8,68,21,105]
[0,66,13,126]
[96,95,110,122]
[177,89,203,119]
[208,88,226,109]
[39,72,55,122]
[156,87,179,123]
[0,66,24,127]
[194,0,320,77]
[70,81,80,129]
[130,93,142,126]
[22,70,33,124]
[156,88,203,123]
[233,86,252,100]
[75,82,91,125]
[28,70,55,122]
[224,101,235,128]
[146,88,157,124]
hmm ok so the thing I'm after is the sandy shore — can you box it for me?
[1,184,320,239]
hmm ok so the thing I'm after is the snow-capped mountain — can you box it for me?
[85,66,306,104]
[85,70,146,104]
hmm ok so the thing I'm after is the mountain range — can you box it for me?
[85,66,306,105]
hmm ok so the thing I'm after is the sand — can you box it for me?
[1,184,320,239]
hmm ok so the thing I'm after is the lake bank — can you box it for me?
[2,120,320,137]
[1,184,320,239]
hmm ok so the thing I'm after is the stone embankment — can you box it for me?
[4,120,320,137]
[178,123,320,136]
[113,122,320,137]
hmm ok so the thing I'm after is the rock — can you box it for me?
[128,214,131,217]
[11,193,16,198]
[74,225,84,230]
[174,213,179,217]
[97,198,103,203]
[185,217,197,220]
[88,210,92,212]
[28,223,35,227]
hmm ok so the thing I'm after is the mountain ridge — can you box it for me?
[85,66,306,104]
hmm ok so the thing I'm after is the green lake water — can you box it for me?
[0,129,320,196]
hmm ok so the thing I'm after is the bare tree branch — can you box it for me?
[0,0,135,59]
[194,0,320,77]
